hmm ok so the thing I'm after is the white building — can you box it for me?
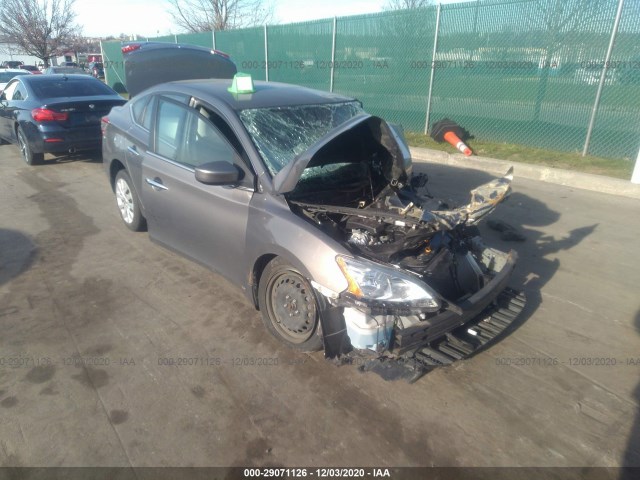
[0,43,42,67]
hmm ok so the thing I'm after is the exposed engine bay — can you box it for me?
[281,116,520,368]
[290,170,512,308]
[285,118,513,308]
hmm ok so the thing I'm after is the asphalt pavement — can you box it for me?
[0,146,639,469]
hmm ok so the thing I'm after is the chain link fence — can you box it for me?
[101,0,640,161]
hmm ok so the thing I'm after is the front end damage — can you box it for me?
[279,116,525,381]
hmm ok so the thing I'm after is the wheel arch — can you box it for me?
[250,253,278,309]
[109,159,126,191]
[249,251,319,310]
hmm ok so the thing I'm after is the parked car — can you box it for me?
[102,73,524,380]
[0,74,126,165]
[88,61,104,79]
[0,69,31,92]
[43,66,89,75]
[121,42,236,96]
[1,60,23,69]
[19,65,42,74]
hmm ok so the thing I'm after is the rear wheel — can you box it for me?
[17,128,43,166]
[258,257,323,352]
[114,170,146,232]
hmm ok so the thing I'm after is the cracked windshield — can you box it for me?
[239,101,363,176]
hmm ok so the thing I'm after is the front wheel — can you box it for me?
[114,170,146,232]
[258,257,323,352]
[17,128,43,166]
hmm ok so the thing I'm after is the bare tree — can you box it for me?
[0,0,79,67]
[384,0,434,10]
[68,34,99,55]
[166,0,274,33]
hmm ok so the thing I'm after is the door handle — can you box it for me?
[127,145,140,156]
[145,177,168,191]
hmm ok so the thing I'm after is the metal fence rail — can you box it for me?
[101,0,640,161]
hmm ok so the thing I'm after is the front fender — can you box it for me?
[245,193,349,297]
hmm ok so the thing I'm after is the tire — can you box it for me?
[17,128,43,166]
[258,257,323,352]
[114,170,146,232]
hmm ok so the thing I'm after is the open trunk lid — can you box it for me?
[122,42,237,97]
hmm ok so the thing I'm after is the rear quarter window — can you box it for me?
[130,94,153,130]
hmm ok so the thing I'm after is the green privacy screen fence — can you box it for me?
[101,0,640,160]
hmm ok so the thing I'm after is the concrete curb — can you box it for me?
[410,146,640,200]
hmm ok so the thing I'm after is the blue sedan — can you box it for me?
[0,74,126,165]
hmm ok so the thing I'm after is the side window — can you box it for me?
[2,81,18,100]
[11,84,27,101]
[154,97,251,187]
[155,98,188,161]
[178,111,238,169]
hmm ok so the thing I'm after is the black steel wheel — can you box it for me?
[258,257,323,351]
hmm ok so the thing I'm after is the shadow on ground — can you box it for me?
[41,150,102,166]
[622,309,640,477]
[413,162,597,349]
[0,229,37,287]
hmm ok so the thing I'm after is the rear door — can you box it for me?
[140,95,253,285]
[122,93,157,192]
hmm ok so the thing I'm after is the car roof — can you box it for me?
[23,73,93,80]
[0,68,29,73]
[19,74,99,85]
[146,79,355,111]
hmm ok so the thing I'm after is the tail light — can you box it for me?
[213,49,230,59]
[122,44,141,54]
[101,116,110,135]
[31,108,68,122]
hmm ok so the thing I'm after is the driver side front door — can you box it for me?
[140,96,254,286]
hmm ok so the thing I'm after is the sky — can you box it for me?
[75,0,467,38]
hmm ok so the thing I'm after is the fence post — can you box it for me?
[99,41,107,86]
[174,34,178,43]
[212,30,216,50]
[330,16,337,93]
[424,3,441,135]
[264,24,269,81]
[582,0,625,157]
[632,144,640,184]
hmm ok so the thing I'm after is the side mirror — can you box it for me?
[195,161,242,185]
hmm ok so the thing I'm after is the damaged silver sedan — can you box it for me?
[103,75,524,381]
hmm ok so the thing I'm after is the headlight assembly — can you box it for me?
[336,255,441,311]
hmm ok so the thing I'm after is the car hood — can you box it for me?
[272,114,411,194]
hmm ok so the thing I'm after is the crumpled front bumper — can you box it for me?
[393,250,519,354]
[357,286,526,382]
[323,250,526,381]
